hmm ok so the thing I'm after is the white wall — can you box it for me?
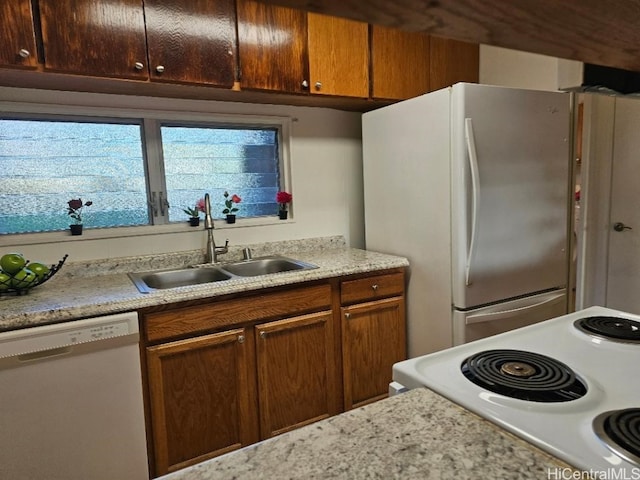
[479,44,581,91]
[0,87,365,262]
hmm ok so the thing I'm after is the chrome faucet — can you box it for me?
[203,193,228,264]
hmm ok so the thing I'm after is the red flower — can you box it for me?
[276,191,292,204]
[231,194,241,204]
[196,198,206,212]
[67,198,92,224]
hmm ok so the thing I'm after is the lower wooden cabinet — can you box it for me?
[340,271,407,409]
[141,271,405,477]
[146,328,258,475]
[256,311,339,438]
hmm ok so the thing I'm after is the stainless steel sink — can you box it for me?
[129,255,318,293]
[219,256,318,277]
[129,267,232,293]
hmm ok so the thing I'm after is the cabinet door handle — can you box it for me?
[301,80,309,88]
[134,61,144,70]
[259,331,266,339]
[156,65,165,74]
[18,49,30,58]
[345,312,351,319]
[371,284,379,291]
[314,81,322,90]
[238,335,245,344]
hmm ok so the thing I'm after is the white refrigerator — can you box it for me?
[363,83,571,358]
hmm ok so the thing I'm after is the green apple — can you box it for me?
[10,268,37,289]
[0,272,10,291]
[27,262,50,281]
[0,253,26,275]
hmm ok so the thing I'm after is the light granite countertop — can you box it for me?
[158,388,572,480]
[0,236,409,331]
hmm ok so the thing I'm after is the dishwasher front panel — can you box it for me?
[0,313,149,480]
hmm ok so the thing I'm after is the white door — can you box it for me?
[606,97,640,312]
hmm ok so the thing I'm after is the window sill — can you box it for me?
[0,216,294,247]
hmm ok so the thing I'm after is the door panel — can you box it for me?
[451,84,571,308]
[606,97,640,313]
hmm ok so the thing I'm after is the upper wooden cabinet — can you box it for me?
[144,0,236,86]
[237,3,369,98]
[0,0,38,69]
[38,0,149,79]
[307,13,369,98]
[371,26,479,100]
[430,36,479,92]
[371,26,430,101]
[236,0,308,94]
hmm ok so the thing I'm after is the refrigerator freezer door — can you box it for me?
[451,83,571,309]
[452,289,567,345]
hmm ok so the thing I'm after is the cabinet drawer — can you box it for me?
[340,272,404,305]
[144,284,332,342]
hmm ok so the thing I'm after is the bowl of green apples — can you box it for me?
[0,253,68,296]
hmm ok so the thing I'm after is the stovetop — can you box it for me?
[392,306,640,474]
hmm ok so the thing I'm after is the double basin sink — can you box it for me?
[128,255,318,293]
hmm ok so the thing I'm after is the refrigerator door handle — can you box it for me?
[464,118,480,286]
[465,291,566,325]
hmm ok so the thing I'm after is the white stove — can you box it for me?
[392,306,640,475]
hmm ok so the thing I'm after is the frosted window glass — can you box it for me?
[0,119,148,234]
[161,125,281,222]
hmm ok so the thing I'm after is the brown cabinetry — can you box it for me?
[146,328,258,475]
[307,13,369,98]
[371,25,479,100]
[141,283,337,476]
[429,35,480,91]
[144,0,236,86]
[236,0,308,94]
[39,0,149,79]
[340,271,407,409]
[237,2,369,97]
[256,311,338,438]
[371,26,431,100]
[0,0,37,69]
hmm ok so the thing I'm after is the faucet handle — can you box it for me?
[242,247,253,260]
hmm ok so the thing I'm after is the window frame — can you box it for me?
[0,101,293,247]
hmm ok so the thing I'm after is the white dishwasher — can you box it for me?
[0,312,149,480]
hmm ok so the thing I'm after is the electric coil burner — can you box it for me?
[594,408,640,465]
[461,349,587,402]
[391,306,640,474]
[574,316,640,343]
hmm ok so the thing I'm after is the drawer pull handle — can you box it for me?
[345,312,351,319]
[260,331,266,339]
[371,284,379,291]
[238,335,245,344]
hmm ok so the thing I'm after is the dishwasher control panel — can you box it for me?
[0,312,139,358]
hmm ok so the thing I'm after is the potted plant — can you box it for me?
[183,198,206,226]
[67,198,92,235]
[276,191,292,220]
[222,191,241,223]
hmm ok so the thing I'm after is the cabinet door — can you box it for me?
[237,0,308,93]
[255,311,339,438]
[371,25,430,100]
[145,0,236,86]
[146,328,258,476]
[0,0,37,69]
[429,36,479,91]
[342,297,406,410]
[39,0,149,79]
[307,13,369,98]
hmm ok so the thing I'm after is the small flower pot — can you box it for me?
[226,214,236,224]
[70,224,83,236]
[189,217,200,227]
[278,210,288,220]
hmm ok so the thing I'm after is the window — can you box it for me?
[0,111,287,235]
